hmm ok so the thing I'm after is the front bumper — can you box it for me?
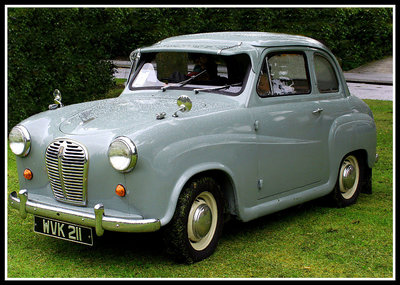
[8,189,161,236]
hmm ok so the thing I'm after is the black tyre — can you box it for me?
[163,177,224,263]
[331,154,364,207]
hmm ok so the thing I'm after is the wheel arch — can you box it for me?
[328,114,376,183]
[160,163,238,226]
[189,169,238,217]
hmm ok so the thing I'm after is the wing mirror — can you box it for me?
[173,95,192,117]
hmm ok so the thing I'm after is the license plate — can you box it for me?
[34,216,93,246]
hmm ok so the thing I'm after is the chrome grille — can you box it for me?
[45,139,88,206]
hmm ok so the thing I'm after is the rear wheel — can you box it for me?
[331,154,363,207]
[163,177,224,263]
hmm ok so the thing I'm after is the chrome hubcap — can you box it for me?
[342,164,356,191]
[192,204,212,240]
[339,155,360,199]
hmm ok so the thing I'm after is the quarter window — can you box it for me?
[314,54,339,93]
[257,52,311,97]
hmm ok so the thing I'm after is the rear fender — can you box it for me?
[328,113,377,181]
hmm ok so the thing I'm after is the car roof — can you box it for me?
[140,31,328,54]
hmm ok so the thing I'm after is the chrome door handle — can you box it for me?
[312,108,324,114]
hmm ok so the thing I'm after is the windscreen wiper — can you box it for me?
[193,82,242,94]
[161,70,207,92]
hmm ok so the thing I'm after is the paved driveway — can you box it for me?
[344,56,393,101]
[348,83,393,101]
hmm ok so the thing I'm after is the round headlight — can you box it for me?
[108,137,137,172]
[9,125,31,157]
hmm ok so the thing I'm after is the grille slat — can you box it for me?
[63,182,83,188]
[63,175,83,180]
[45,139,88,206]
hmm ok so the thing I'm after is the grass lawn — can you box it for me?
[6,97,393,279]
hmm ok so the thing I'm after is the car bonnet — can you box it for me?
[58,91,240,135]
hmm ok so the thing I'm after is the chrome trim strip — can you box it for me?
[217,41,242,55]
[9,190,161,236]
[57,143,67,198]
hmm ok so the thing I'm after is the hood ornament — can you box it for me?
[48,89,64,110]
[172,95,192,117]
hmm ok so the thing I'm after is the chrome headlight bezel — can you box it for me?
[107,136,138,172]
[9,125,31,157]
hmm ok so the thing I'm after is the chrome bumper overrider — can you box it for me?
[8,190,161,236]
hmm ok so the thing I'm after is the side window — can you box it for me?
[314,54,339,93]
[257,52,311,97]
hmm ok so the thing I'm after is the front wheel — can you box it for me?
[331,154,362,207]
[162,177,224,263]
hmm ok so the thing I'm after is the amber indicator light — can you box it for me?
[115,184,126,197]
[23,169,33,180]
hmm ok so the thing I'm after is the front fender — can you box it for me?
[151,131,257,225]
[161,162,237,225]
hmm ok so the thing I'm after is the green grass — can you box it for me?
[6,99,393,279]
[103,78,127,99]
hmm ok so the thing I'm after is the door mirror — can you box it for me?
[173,95,192,117]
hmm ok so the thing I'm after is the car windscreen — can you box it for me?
[128,52,251,95]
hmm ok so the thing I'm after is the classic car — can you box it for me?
[8,31,378,263]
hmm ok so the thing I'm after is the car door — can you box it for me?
[252,48,326,200]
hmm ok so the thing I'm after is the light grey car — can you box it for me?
[8,32,378,263]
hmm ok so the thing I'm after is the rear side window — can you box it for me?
[257,52,311,97]
[314,54,339,93]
